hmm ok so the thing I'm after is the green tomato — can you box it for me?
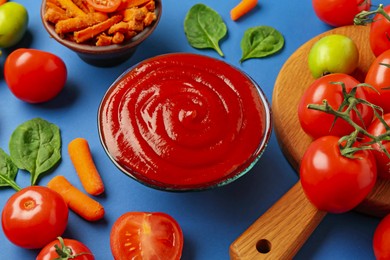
[0,2,28,48]
[308,34,359,78]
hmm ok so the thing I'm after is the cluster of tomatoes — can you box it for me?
[299,1,390,259]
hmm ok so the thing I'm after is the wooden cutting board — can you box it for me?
[230,25,388,259]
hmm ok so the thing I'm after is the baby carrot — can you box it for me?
[230,0,258,21]
[47,175,105,221]
[68,137,104,196]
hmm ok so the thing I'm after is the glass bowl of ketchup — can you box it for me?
[98,53,272,191]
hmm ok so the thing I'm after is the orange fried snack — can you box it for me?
[55,12,108,34]
[57,0,86,17]
[44,0,157,46]
[44,5,69,23]
[74,15,123,43]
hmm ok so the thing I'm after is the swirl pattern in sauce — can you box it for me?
[99,53,270,190]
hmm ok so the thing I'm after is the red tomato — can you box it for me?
[312,0,371,27]
[362,113,390,179]
[4,48,67,104]
[374,214,390,260]
[298,73,373,139]
[37,237,94,260]
[370,5,390,57]
[86,0,121,12]
[300,136,377,213]
[1,186,69,249]
[110,212,183,260]
[365,49,390,113]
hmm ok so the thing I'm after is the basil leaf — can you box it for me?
[184,4,227,57]
[0,148,21,191]
[9,118,61,185]
[240,26,284,62]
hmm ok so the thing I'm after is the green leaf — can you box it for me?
[9,118,61,185]
[0,148,21,191]
[240,26,284,62]
[184,3,227,57]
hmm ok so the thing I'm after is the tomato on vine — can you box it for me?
[365,49,390,113]
[362,113,390,179]
[355,4,390,57]
[298,73,373,139]
[312,0,371,27]
[300,135,377,213]
[368,5,390,57]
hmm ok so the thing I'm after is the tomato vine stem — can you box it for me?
[354,4,390,25]
[307,82,390,158]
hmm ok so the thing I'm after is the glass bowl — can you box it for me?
[98,53,272,191]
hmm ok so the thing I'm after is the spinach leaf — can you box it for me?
[184,4,227,57]
[240,26,284,62]
[9,118,61,185]
[0,148,21,191]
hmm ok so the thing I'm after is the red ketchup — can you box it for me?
[98,53,270,190]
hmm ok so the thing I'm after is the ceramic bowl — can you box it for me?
[98,53,272,191]
[40,0,162,67]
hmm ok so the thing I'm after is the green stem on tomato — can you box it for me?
[54,237,93,259]
[354,4,390,25]
[307,82,390,158]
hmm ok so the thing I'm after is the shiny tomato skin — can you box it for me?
[4,48,67,104]
[86,0,121,12]
[110,212,183,260]
[365,49,390,113]
[363,114,390,179]
[37,238,95,260]
[1,186,69,249]
[370,5,390,57]
[300,136,377,213]
[308,34,359,78]
[298,73,373,139]
[374,214,390,260]
[312,0,371,27]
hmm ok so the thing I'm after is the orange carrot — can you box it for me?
[47,175,105,221]
[68,137,105,196]
[230,0,258,21]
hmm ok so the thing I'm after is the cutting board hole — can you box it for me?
[256,239,271,254]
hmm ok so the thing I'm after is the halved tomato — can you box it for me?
[86,0,121,12]
[110,212,183,260]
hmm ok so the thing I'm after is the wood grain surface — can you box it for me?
[230,25,387,259]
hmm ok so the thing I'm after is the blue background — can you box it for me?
[0,0,388,259]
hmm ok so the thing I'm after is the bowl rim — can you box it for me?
[40,0,162,55]
[97,52,273,192]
